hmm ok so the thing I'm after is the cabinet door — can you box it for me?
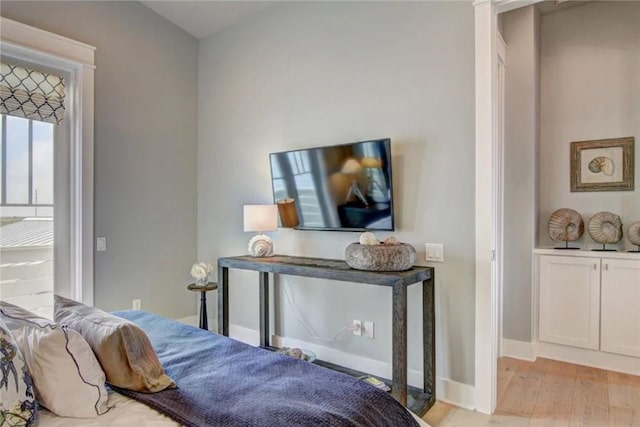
[539,255,600,350]
[601,259,640,357]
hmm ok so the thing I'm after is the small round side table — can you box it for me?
[187,282,218,330]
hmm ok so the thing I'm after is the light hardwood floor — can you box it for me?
[422,357,640,427]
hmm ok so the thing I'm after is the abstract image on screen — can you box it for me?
[269,139,394,231]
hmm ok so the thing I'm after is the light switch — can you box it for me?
[97,237,107,252]
[425,243,444,263]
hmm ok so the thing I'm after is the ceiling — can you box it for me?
[536,0,589,15]
[142,1,593,40]
[140,1,280,40]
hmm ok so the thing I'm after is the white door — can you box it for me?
[600,259,640,357]
[538,255,600,350]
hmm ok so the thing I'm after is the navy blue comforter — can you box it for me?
[112,311,418,427]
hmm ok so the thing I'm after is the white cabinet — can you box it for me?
[537,251,640,358]
[538,255,600,350]
[601,259,640,357]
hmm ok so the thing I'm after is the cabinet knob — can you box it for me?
[605,263,609,271]
[594,263,597,270]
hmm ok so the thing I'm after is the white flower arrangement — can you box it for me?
[190,262,213,284]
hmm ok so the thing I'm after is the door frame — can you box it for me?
[473,0,542,414]
[0,17,96,304]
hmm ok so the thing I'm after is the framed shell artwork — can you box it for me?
[570,137,634,192]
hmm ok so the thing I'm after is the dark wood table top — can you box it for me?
[218,255,433,287]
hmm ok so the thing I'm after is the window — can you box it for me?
[1,115,54,209]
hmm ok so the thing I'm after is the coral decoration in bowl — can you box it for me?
[345,232,416,271]
[191,262,213,286]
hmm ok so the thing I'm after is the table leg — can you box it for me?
[259,271,269,347]
[423,274,435,402]
[217,265,228,336]
[391,283,408,405]
[200,291,208,330]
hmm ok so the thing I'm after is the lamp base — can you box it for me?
[248,233,274,257]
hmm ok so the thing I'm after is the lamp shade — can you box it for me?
[243,205,278,232]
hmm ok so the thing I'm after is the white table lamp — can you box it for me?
[244,204,278,257]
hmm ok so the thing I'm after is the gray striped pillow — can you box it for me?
[54,295,175,393]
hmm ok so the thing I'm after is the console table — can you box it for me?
[217,255,435,413]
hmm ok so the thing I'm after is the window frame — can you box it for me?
[1,17,95,305]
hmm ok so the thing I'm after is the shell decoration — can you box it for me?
[248,234,274,257]
[588,211,623,244]
[627,221,640,247]
[548,208,584,242]
[359,232,380,246]
[588,156,615,176]
[383,236,400,245]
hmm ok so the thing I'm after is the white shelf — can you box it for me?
[534,247,640,260]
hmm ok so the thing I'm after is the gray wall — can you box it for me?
[1,1,199,318]
[501,6,540,343]
[538,1,640,249]
[197,2,476,385]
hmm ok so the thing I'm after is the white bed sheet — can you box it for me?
[39,390,431,427]
[38,390,179,427]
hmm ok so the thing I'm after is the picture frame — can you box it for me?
[570,137,635,192]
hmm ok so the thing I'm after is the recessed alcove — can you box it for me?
[500,0,640,349]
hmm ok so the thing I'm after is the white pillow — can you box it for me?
[13,325,111,418]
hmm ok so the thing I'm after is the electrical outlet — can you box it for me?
[132,299,141,310]
[96,237,107,252]
[363,321,374,339]
[352,319,362,336]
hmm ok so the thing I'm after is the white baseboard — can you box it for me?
[535,341,640,376]
[500,338,640,376]
[273,334,405,384]
[176,315,198,327]
[174,324,477,409]
[501,338,536,361]
[436,378,476,410]
[229,323,260,346]
[268,332,473,409]
[176,315,218,332]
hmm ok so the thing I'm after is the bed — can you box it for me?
[1,300,430,427]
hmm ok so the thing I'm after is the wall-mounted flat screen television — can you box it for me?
[269,138,394,231]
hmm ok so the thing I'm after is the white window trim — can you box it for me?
[1,17,95,305]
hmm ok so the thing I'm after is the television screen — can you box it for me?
[269,138,394,231]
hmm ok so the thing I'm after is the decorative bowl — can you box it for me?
[345,242,416,271]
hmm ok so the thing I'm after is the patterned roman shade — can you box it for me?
[0,62,66,124]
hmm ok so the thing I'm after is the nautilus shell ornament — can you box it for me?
[627,221,640,252]
[248,234,274,257]
[548,208,584,249]
[588,156,615,176]
[588,211,623,251]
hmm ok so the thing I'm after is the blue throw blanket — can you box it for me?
[112,311,418,427]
